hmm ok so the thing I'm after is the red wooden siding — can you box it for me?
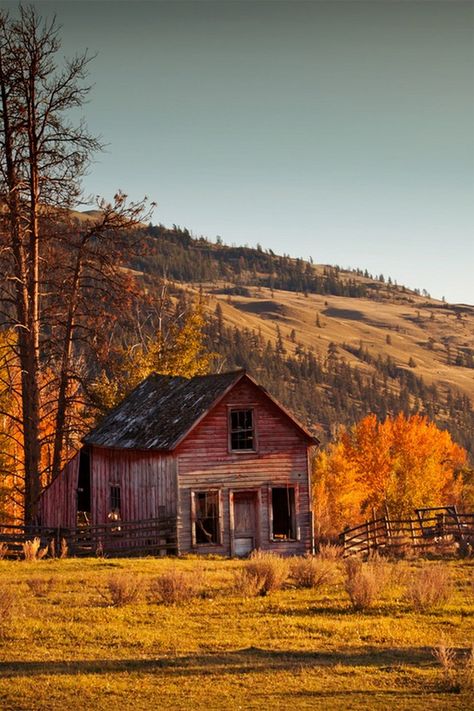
[91,447,177,525]
[176,378,313,555]
[39,452,80,528]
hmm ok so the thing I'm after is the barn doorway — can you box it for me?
[232,491,258,556]
[77,448,91,525]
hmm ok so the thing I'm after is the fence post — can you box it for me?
[410,520,416,551]
[339,530,346,556]
[383,515,391,547]
[372,508,378,550]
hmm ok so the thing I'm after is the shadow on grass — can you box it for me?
[1,645,465,678]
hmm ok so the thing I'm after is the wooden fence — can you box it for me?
[339,510,474,557]
[0,517,177,558]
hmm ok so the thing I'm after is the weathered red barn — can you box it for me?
[39,370,318,556]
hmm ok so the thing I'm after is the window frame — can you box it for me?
[268,485,299,542]
[109,484,121,517]
[227,406,258,453]
[191,489,223,547]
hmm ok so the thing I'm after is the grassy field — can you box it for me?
[0,555,473,710]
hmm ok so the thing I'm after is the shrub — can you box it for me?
[290,555,335,589]
[152,569,197,605]
[344,556,390,611]
[47,537,68,558]
[104,573,144,606]
[236,551,289,597]
[461,644,474,693]
[317,543,343,561]
[0,585,14,638]
[233,568,265,598]
[26,577,56,598]
[432,639,457,691]
[432,640,474,693]
[0,542,8,560]
[404,565,452,611]
[59,538,68,559]
[22,537,48,561]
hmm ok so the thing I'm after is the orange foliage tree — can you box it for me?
[312,413,468,539]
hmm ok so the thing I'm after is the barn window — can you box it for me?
[193,491,220,544]
[109,485,121,517]
[271,487,296,540]
[229,409,255,451]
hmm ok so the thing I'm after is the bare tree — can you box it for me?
[0,6,152,524]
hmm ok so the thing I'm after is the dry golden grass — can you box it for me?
[0,583,14,638]
[26,576,56,598]
[0,557,472,710]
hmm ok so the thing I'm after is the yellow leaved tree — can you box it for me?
[312,413,468,539]
[91,305,214,411]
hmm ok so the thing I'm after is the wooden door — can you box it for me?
[233,491,257,556]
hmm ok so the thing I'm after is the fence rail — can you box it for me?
[0,517,177,558]
[339,509,474,557]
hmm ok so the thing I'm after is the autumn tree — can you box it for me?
[0,6,151,524]
[91,301,214,411]
[312,413,467,539]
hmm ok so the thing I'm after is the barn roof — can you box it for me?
[84,370,318,451]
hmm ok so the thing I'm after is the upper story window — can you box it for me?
[229,408,255,451]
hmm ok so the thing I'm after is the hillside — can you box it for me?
[200,284,474,455]
[94,219,474,457]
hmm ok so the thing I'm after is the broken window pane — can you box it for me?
[230,409,255,450]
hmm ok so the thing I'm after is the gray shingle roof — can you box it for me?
[84,370,244,450]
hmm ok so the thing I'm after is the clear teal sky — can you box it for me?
[7,1,474,303]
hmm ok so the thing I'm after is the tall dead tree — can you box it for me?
[0,6,151,524]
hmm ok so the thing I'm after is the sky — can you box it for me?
[5,0,474,304]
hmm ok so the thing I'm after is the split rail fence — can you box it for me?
[340,510,474,557]
[0,517,177,558]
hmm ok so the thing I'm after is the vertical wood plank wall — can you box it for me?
[91,448,178,525]
[176,378,313,555]
[38,452,80,528]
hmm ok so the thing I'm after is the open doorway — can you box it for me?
[77,448,91,526]
[271,487,296,540]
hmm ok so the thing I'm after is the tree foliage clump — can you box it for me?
[312,413,468,539]
[91,304,213,411]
